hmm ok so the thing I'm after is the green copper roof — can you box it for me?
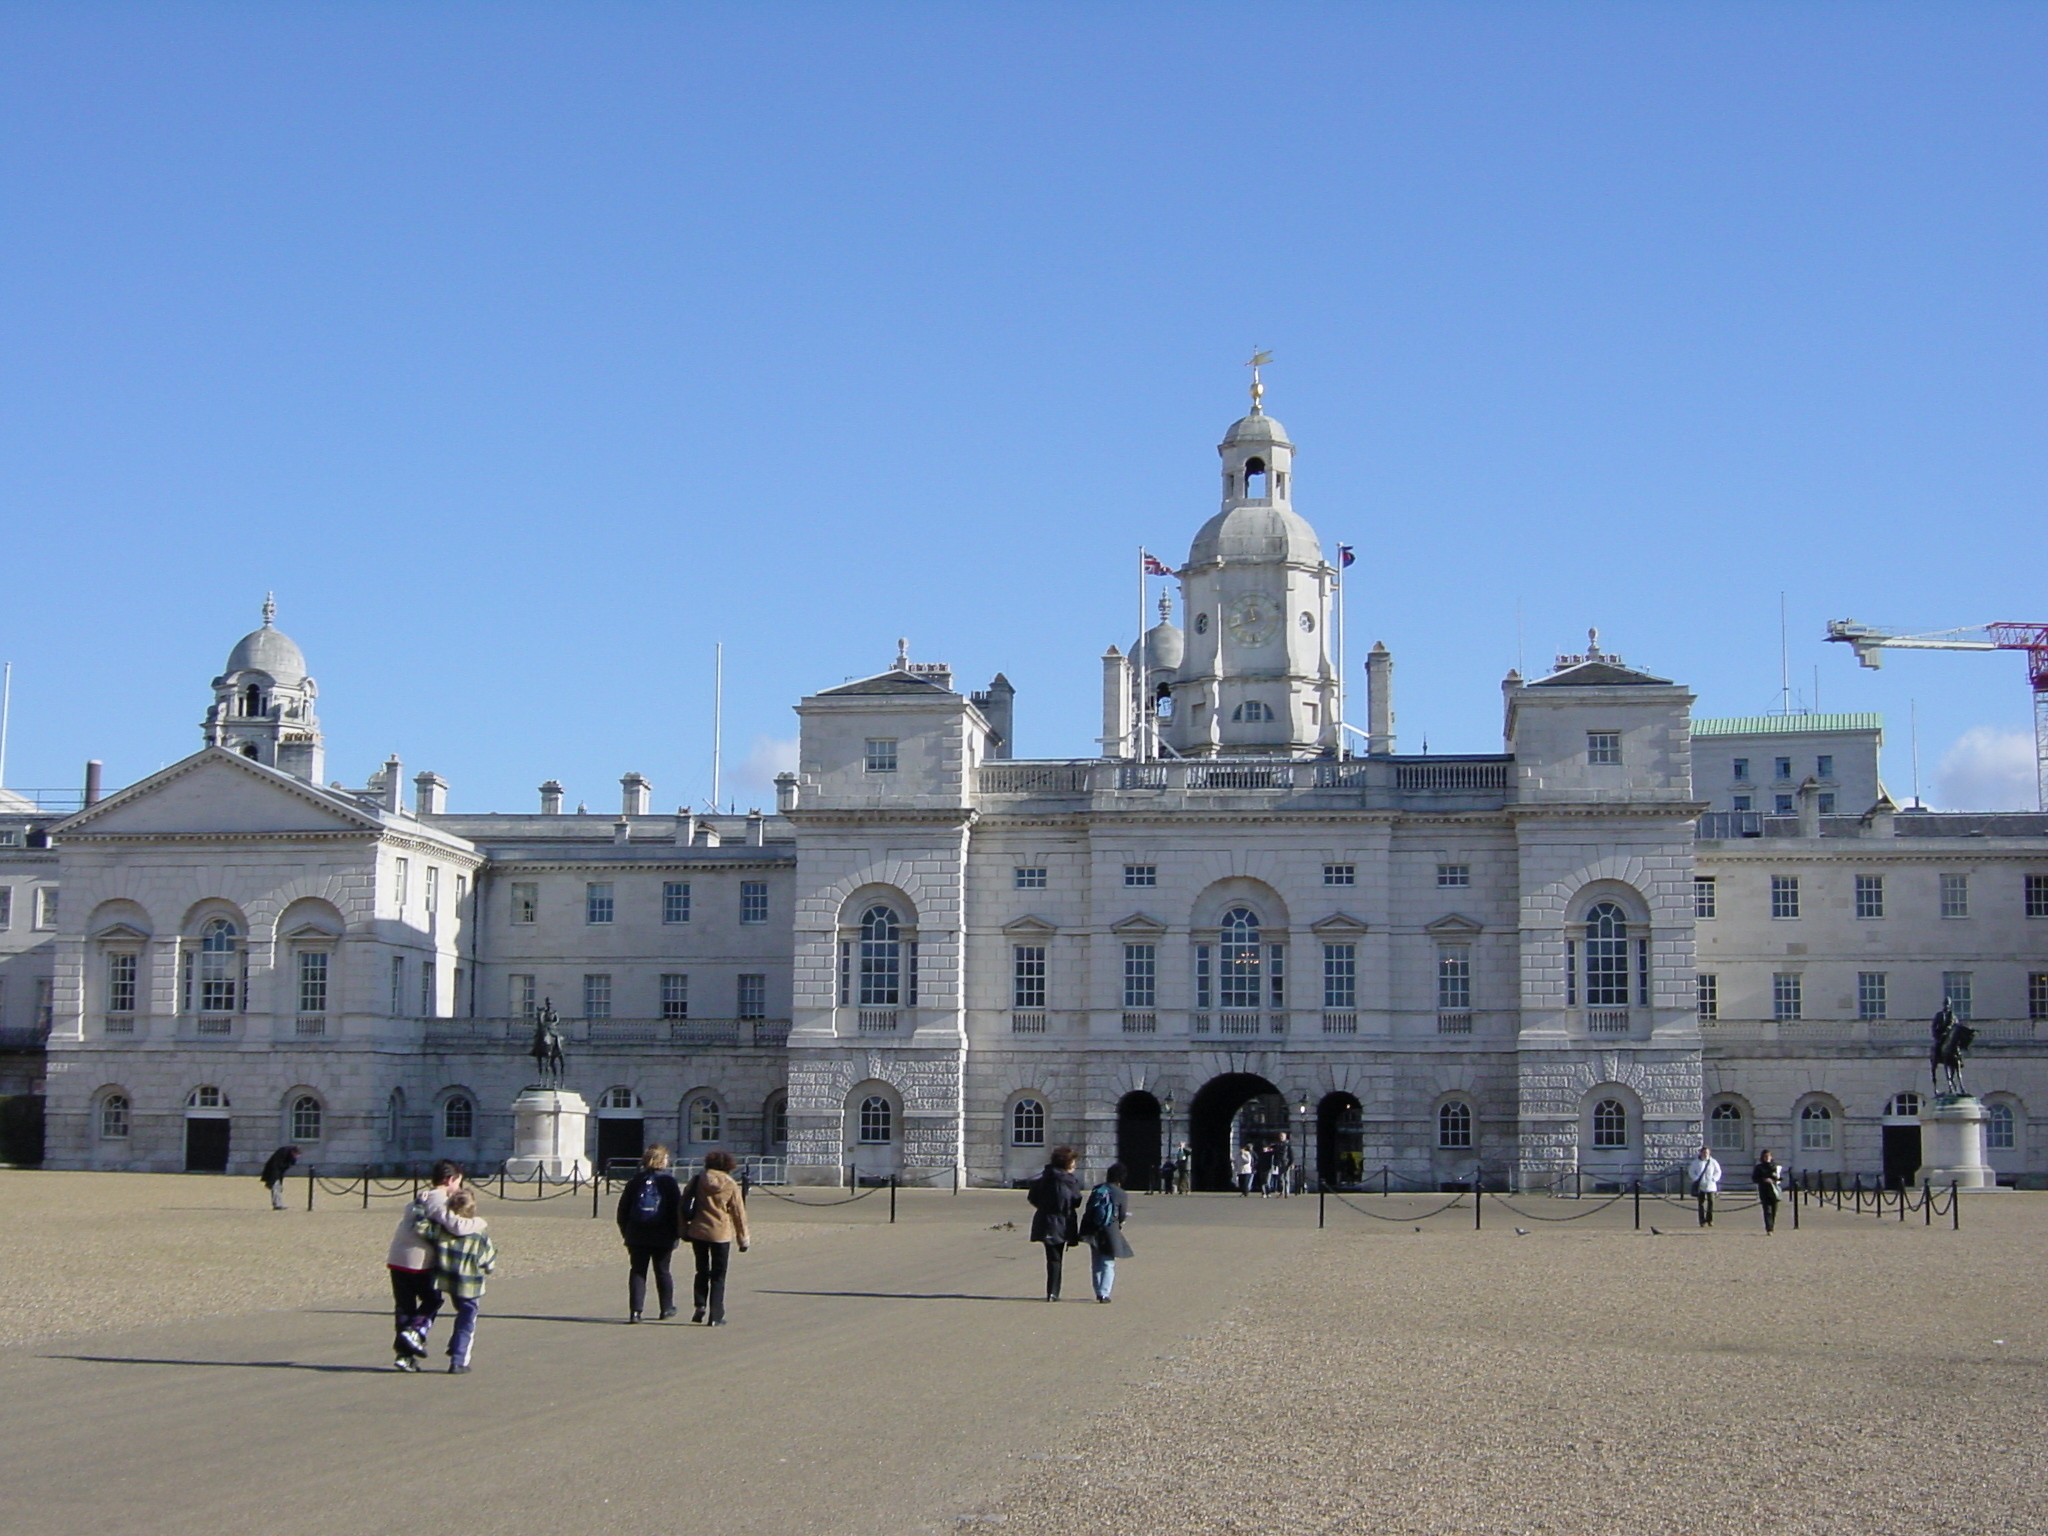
[1692,713,1883,736]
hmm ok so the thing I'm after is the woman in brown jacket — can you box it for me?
[682,1149,751,1325]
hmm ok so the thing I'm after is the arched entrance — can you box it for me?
[594,1087,645,1170]
[1189,1073,1283,1191]
[1116,1091,1162,1191]
[184,1086,231,1172]
[1318,1092,1364,1188]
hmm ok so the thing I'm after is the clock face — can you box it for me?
[1225,594,1278,646]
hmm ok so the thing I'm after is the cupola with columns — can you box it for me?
[204,596,325,782]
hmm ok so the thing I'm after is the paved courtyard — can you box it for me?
[0,1172,2040,1534]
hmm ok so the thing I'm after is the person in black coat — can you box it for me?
[1081,1162,1135,1303]
[1026,1144,1083,1301]
[259,1146,299,1210]
[615,1144,685,1321]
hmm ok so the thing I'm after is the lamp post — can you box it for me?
[1294,1098,1310,1198]
[1161,1093,1177,1193]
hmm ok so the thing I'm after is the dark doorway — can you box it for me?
[1116,1092,1162,1192]
[596,1118,645,1170]
[1189,1073,1282,1191]
[1318,1092,1364,1188]
[1881,1123,1922,1190]
[185,1117,230,1173]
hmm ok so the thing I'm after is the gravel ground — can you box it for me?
[967,1191,2048,1536]
[0,1169,840,1347]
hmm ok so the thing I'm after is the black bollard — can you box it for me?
[1318,1179,1326,1230]
[1633,1180,1641,1231]
[889,1175,897,1224]
[306,1167,315,1212]
[1952,1181,1961,1231]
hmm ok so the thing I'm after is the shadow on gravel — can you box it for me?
[44,1354,392,1374]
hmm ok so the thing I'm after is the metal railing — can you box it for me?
[978,763,1092,794]
[1394,760,1510,792]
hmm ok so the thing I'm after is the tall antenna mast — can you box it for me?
[1910,698,1921,808]
[0,661,10,787]
[1778,592,1791,715]
[709,642,724,814]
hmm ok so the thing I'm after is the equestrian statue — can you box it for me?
[1929,1002,1976,1097]
[529,1000,567,1089]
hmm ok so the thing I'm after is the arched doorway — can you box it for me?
[1318,1092,1364,1188]
[1116,1091,1162,1192]
[1189,1073,1283,1191]
[184,1086,231,1172]
[594,1086,645,1170]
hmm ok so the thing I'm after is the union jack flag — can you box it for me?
[1142,553,1173,577]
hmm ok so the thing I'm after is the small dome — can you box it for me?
[1137,618,1184,675]
[1221,411,1291,448]
[1187,503,1324,568]
[223,615,308,686]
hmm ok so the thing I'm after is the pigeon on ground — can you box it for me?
[989,1220,1016,1231]
[1649,1226,1664,1236]
[1515,1228,1530,1236]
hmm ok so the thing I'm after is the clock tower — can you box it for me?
[1162,384,1339,757]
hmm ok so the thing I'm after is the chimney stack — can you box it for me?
[382,755,403,813]
[746,809,765,847]
[621,772,651,818]
[414,772,448,816]
[1366,643,1395,755]
[539,780,564,816]
[83,759,103,807]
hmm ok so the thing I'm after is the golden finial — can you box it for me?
[1245,349,1273,413]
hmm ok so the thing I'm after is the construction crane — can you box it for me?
[1824,619,2048,811]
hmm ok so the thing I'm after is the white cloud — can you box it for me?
[732,734,800,800]
[1933,727,2038,811]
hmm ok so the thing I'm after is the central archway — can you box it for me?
[1317,1092,1364,1188]
[1189,1072,1283,1191]
[1116,1091,1162,1192]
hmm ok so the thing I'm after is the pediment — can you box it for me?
[1425,912,1484,936]
[91,921,151,941]
[283,920,343,940]
[1110,912,1166,936]
[1310,912,1368,935]
[54,748,385,838]
[1002,914,1057,936]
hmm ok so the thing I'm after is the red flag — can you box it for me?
[1339,545,1356,568]
[1142,553,1173,576]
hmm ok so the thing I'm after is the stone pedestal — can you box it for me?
[505,1088,590,1179]
[1919,1096,2001,1191]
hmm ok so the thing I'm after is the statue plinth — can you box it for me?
[1919,1096,2004,1191]
[505,1087,590,1179]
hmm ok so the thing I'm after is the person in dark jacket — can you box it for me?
[1081,1162,1135,1302]
[259,1146,299,1210]
[615,1144,685,1321]
[1027,1145,1083,1301]
[1752,1149,1784,1234]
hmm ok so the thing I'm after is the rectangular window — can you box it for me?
[660,973,689,1019]
[1013,867,1046,889]
[582,973,612,1018]
[741,881,769,924]
[510,974,536,1019]
[394,858,409,909]
[389,956,406,1016]
[1773,795,1795,815]
[511,882,538,924]
[107,952,138,1015]
[1269,943,1285,1010]
[2030,973,2048,1023]
[1322,944,1357,1010]
[1732,795,1752,812]
[1123,864,1157,887]
[456,874,467,905]
[737,973,766,1020]
[1693,876,1717,919]
[1012,946,1047,1010]
[2027,874,2048,919]
[1772,973,1802,1021]
[296,951,328,1016]
[0,886,10,929]
[1816,755,1834,779]
[1773,757,1792,780]
[1436,947,1471,1011]
[1732,758,1750,782]
[1987,1106,2016,1151]
[1122,944,1156,1010]
[1586,732,1620,765]
[1857,971,1887,1021]
[1855,874,1885,919]
[421,961,437,1017]
[1695,972,1718,1020]
[1565,939,1577,1007]
[1323,863,1355,886]
[585,882,614,924]
[453,966,465,1012]
[864,738,898,774]
[35,886,58,929]
[1770,875,1800,920]
[1436,864,1470,888]
[662,881,691,924]
[425,866,440,914]
[1817,793,1836,815]
[1940,873,1969,919]
[1194,944,1212,1011]
[1943,971,1973,1020]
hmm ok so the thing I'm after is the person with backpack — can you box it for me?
[1078,1162,1134,1303]
[616,1144,685,1322]
[1026,1145,1083,1301]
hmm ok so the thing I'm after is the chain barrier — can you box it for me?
[751,1182,886,1208]
[1326,1188,1470,1222]
[1483,1189,1633,1222]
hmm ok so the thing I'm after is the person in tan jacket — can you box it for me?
[682,1149,751,1325]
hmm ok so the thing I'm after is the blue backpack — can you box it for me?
[1080,1183,1115,1238]
[632,1173,665,1223]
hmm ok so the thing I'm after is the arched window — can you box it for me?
[185,918,241,1014]
[689,1096,723,1144]
[443,1095,474,1140]
[602,1086,638,1110]
[1231,701,1274,722]
[1243,456,1268,497]
[1011,1098,1046,1147]
[1437,1101,1473,1150]
[290,1095,322,1142]
[765,1093,788,1149]
[187,1085,228,1110]
[1885,1092,1923,1118]
[1799,1102,1835,1151]
[1583,904,1630,1008]
[1708,1101,1746,1153]
[858,905,901,1007]
[241,744,260,759]
[99,1093,130,1139]
[858,1095,893,1144]
[242,683,264,717]
[1986,1100,2016,1151]
[1219,907,1263,1009]
[1591,1098,1628,1149]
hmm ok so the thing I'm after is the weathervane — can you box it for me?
[1246,349,1272,413]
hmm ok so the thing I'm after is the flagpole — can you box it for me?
[1136,548,1147,762]
[1336,556,1346,758]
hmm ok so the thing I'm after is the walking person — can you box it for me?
[417,1188,495,1372]
[1752,1149,1784,1235]
[1234,1143,1255,1197]
[681,1149,750,1325]
[1272,1134,1296,1199]
[259,1145,299,1210]
[1686,1144,1723,1227]
[385,1159,465,1371]
[1026,1145,1083,1301]
[1079,1162,1135,1303]
[616,1144,684,1322]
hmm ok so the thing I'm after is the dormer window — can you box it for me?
[1243,457,1268,498]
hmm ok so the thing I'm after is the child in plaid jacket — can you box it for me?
[415,1188,496,1372]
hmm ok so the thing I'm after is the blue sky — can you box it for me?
[3,4,2044,812]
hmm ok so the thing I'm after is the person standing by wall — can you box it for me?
[1079,1162,1134,1303]
[682,1149,750,1325]
[1686,1145,1723,1228]
[1026,1145,1082,1301]
[259,1145,299,1210]
[616,1144,684,1322]
[1752,1149,1783,1235]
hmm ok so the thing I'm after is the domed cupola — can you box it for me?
[1136,592,1185,677]
[204,595,324,782]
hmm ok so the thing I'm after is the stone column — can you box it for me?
[1920,1097,2000,1191]
[505,1088,590,1178]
